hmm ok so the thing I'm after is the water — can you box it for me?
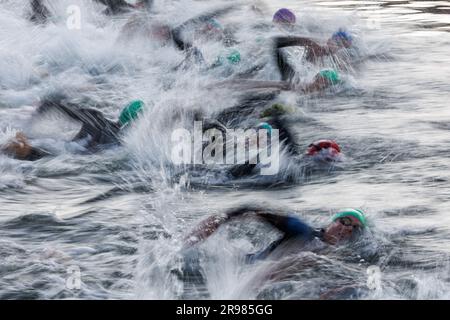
[0,0,449,299]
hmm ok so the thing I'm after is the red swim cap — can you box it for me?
[307,140,341,156]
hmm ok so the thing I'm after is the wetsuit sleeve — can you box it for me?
[256,213,314,238]
[38,101,108,128]
[273,36,325,80]
[37,100,121,145]
[275,45,296,81]
[245,214,315,263]
[245,237,285,263]
[273,36,322,51]
[225,208,314,239]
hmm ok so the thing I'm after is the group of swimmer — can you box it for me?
[1,1,372,298]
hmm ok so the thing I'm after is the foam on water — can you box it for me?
[0,0,449,299]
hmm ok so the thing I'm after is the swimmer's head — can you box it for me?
[314,69,341,88]
[226,49,241,65]
[324,209,367,245]
[327,29,353,49]
[306,139,341,161]
[272,8,296,26]
[119,100,144,128]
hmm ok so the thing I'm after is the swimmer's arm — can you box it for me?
[276,47,296,81]
[273,36,323,51]
[37,101,85,123]
[274,36,328,62]
[224,207,304,236]
[255,213,314,238]
[184,206,266,247]
[37,102,119,143]
[246,237,286,263]
[38,101,114,129]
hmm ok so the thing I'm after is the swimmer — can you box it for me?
[185,207,367,262]
[36,95,144,151]
[306,139,343,163]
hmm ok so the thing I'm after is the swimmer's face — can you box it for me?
[323,216,362,245]
[312,74,332,90]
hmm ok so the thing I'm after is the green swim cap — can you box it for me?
[215,49,241,67]
[226,50,241,64]
[318,69,340,85]
[119,100,144,127]
[332,208,367,228]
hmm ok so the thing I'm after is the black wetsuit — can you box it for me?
[37,97,122,151]
[273,36,330,80]
[215,92,278,126]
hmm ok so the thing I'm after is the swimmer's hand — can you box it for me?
[183,206,267,247]
[184,214,228,247]
[1,132,32,159]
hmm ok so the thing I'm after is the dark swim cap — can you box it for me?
[273,8,296,25]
